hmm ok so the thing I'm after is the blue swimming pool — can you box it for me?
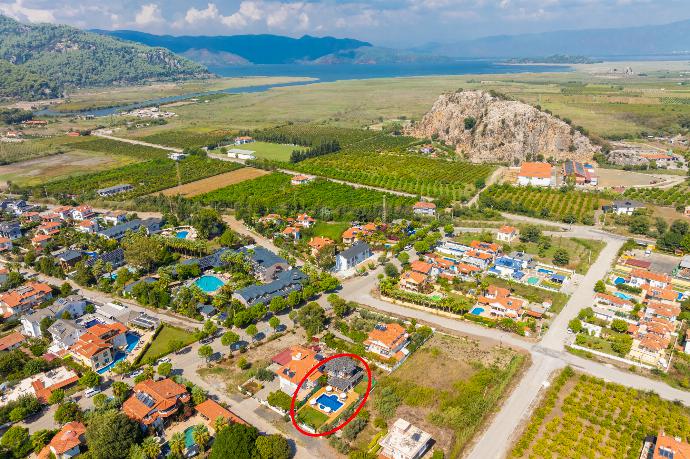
[470,307,484,316]
[538,268,553,275]
[184,426,196,448]
[614,292,632,300]
[176,231,189,239]
[194,275,224,293]
[614,277,626,285]
[97,332,140,374]
[83,319,102,328]
[316,393,344,412]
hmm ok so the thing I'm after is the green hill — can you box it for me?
[0,15,210,100]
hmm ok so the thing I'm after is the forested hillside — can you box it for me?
[0,15,210,100]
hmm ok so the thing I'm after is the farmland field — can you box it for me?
[479,184,602,224]
[0,135,90,165]
[157,167,268,197]
[511,368,690,459]
[350,333,526,458]
[197,172,416,221]
[622,183,690,209]
[137,129,235,149]
[232,141,295,161]
[75,138,169,160]
[0,150,138,187]
[32,156,244,200]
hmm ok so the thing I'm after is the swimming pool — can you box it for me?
[96,333,140,374]
[527,277,540,285]
[176,231,189,239]
[614,277,626,285]
[614,292,632,300]
[194,275,224,293]
[184,426,196,448]
[538,268,553,275]
[316,393,344,412]
[470,307,484,316]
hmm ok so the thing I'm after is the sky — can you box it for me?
[1,0,688,47]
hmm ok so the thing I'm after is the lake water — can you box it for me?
[41,61,570,117]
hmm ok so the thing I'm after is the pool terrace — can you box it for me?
[299,385,360,426]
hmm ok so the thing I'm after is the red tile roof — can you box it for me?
[631,269,671,284]
[519,162,553,179]
[413,201,436,209]
[364,323,408,351]
[0,331,25,351]
[195,399,246,426]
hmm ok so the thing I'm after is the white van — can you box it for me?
[84,387,101,398]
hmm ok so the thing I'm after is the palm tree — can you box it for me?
[192,424,210,452]
[141,436,161,459]
[212,416,228,433]
[169,431,185,457]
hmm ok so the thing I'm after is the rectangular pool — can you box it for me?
[316,393,344,412]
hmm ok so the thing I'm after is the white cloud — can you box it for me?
[134,3,163,26]
[0,0,55,22]
[184,3,220,24]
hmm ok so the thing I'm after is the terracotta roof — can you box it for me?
[498,225,518,234]
[653,431,690,459]
[639,334,669,352]
[646,301,681,319]
[410,260,433,274]
[277,346,322,386]
[364,323,408,351]
[456,262,481,274]
[308,236,334,251]
[342,227,361,239]
[195,399,246,425]
[282,226,300,236]
[46,422,86,455]
[595,292,632,307]
[487,285,511,298]
[0,237,11,243]
[644,286,678,302]
[123,378,190,424]
[291,175,311,181]
[631,269,671,284]
[70,322,128,359]
[0,282,52,308]
[625,258,652,269]
[641,153,673,160]
[400,271,428,285]
[32,234,52,242]
[465,250,492,260]
[78,220,96,227]
[0,331,25,351]
[519,162,553,179]
[413,201,436,209]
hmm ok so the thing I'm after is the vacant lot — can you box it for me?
[351,333,526,458]
[158,167,267,197]
[0,150,137,187]
[596,168,683,188]
[512,368,690,459]
[138,324,196,365]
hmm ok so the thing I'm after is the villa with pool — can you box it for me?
[160,225,198,240]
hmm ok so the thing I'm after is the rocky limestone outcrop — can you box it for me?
[408,90,597,164]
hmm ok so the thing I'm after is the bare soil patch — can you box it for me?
[157,167,268,197]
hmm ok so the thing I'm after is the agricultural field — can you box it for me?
[479,184,602,224]
[276,134,495,202]
[350,333,526,458]
[157,167,268,197]
[511,368,690,459]
[136,128,235,149]
[197,172,416,222]
[253,124,380,147]
[31,155,244,200]
[0,134,90,164]
[75,137,169,160]
[623,183,690,209]
[0,150,138,187]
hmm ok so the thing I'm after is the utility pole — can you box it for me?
[382,195,387,224]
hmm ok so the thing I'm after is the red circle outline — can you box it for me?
[289,353,372,437]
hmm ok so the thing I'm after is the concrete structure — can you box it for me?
[97,184,133,197]
[378,418,432,459]
[517,162,553,187]
[335,241,372,272]
[412,201,436,217]
[496,225,519,243]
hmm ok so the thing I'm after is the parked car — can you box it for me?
[129,369,143,378]
[84,387,101,397]
[156,358,171,365]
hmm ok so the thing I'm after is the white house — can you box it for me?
[227,148,256,160]
[378,419,432,459]
[517,162,553,187]
[335,242,372,272]
[496,225,519,243]
[611,200,646,216]
[630,269,671,289]
[413,201,436,217]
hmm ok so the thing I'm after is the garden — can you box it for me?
[511,368,690,459]
[623,183,690,210]
[135,324,197,365]
[479,184,602,224]
[197,173,416,222]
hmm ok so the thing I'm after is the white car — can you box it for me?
[156,358,171,365]
[129,369,143,378]
[84,387,101,397]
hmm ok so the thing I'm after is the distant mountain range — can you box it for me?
[420,19,690,57]
[0,15,209,100]
[95,30,374,65]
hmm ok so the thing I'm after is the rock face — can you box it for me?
[408,90,597,164]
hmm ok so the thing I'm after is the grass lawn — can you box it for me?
[485,275,569,313]
[297,406,329,429]
[309,221,351,242]
[244,141,296,162]
[138,324,196,364]
[513,237,606,275]
[351,333,527,458]
[512,368,690,458]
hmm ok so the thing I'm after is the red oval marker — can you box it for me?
[289,353,372,437]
